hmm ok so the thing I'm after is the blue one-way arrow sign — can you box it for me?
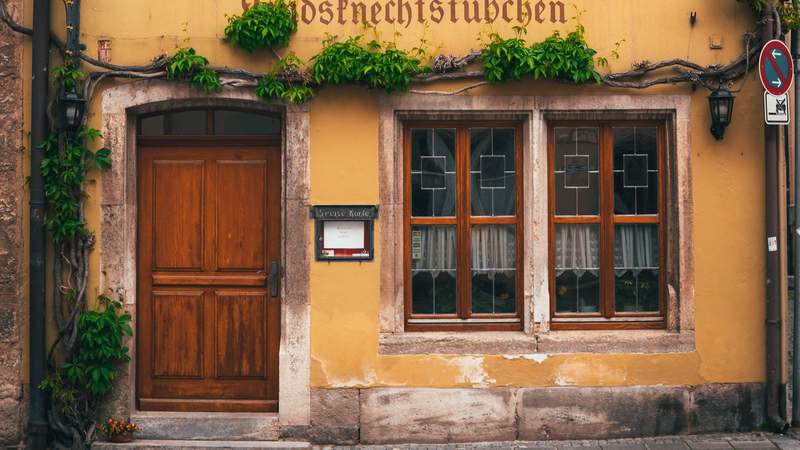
[760,39,794,96]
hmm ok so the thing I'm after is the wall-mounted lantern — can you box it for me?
[59,89,86,135]
[709,87,735,141]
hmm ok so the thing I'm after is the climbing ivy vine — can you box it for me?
[310,34,426,93]
[224,0,297,52]
[34,60,131,450]
[167,47,222,93]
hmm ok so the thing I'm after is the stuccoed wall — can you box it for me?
[11,0,780,441]
[72,0,768,392]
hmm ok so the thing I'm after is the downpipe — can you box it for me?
[27,0,50,447]
[793,19,800,432]
[764,3,789,433]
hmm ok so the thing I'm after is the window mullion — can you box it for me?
[457,126,471,320]
[601,124,616,319]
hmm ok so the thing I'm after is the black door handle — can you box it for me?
[269,261,279,297]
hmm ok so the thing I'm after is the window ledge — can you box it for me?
[379,329,694,355]
[537,329,695,354]
[380,332,535,355]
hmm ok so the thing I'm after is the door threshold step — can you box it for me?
[92,440,310,450]
[130,412,279,441]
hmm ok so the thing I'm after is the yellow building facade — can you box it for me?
[0,0,790,446]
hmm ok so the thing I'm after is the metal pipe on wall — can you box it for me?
[28,0,50,446]
[764,2,789,431]
[792,26,800,428]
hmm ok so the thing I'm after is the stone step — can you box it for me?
[92,440,309,450]
[129,412,280,441]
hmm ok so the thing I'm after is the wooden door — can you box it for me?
[137,145,280,412]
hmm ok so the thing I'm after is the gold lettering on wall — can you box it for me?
[297,0,566,25]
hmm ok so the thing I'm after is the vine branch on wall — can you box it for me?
[0,0,775,100]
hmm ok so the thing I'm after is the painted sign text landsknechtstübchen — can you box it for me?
[297,0,568,26]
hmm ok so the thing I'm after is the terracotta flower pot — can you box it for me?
[106,432,134,443]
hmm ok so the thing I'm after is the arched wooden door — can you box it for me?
[136,109,281,412]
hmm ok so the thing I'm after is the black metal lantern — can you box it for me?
[59,89,86,134]
[708,87,735,141]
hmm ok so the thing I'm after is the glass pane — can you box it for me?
[471,225,516,314]
[554,224,600,313]
[214,110,281,135]
[411,225,457,315]
[471,128,516,216]
[411,129,456,217]
[614,224,660,312]
[554,127,599,216]
[140,110,207,135]
[613,127,659,215]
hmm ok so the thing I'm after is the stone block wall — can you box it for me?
[289,384,766,445]
[0,0,25,445]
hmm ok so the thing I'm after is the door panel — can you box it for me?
[152,291,204,378]
[217,161,267,271]
[152,160,205,271]
[215,291,268,378]
[138,146,280,412]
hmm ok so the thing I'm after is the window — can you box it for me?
[404,122,523,331]
[139,108,281,136]
[549,122,666,330]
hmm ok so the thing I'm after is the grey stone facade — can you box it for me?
[0,0,25,445]
[286,384,766,445]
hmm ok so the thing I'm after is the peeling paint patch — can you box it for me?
[502,354,549,363]
[329,370,378,388]
[554,374,576,386]
[452,356,494,388]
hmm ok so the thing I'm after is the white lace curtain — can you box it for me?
[614,224,659,273]
[555,224,600,276]
[471,225,515,271]
[555,224,658,276]
[412,227,456,275]
[411,225,515,275]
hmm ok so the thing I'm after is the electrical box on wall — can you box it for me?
[311,205,378,261]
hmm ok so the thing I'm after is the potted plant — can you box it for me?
[99,417,141,443]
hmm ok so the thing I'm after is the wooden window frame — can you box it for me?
[137,107,282,145]
[403,121,524,332]
[548,120,667,331]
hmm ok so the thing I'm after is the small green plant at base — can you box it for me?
[40,293,132,401]
[224,0,297,52]
[167,47,222,92]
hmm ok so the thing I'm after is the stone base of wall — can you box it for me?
[284,384,765,445]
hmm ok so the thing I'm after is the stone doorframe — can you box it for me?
[98,80,311,427]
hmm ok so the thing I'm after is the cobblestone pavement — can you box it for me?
[315,432,800,450]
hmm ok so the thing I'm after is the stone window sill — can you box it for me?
[536,329,695,354]
[379,330,694,355]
